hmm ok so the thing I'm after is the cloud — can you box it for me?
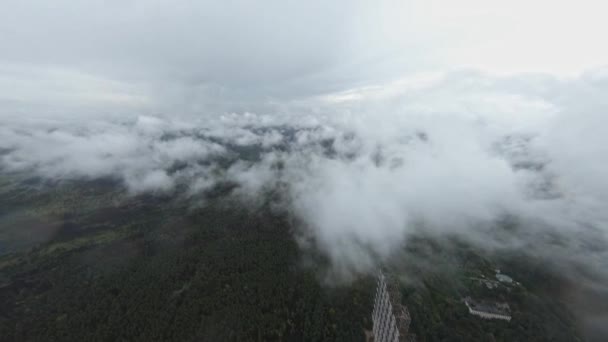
[3,70,606,278]
[127,170,174,193]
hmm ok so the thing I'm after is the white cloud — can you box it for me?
[127,169,174,193]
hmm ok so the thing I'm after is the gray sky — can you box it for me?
[2,0,607,111]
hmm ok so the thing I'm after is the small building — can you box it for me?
[463,297,511,321]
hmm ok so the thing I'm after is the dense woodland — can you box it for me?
[0,177,589,341]
[0,179,373,341]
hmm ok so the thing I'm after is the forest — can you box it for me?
[0,176,587,341]
[0,178,373,341]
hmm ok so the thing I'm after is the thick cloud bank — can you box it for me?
[2,70,607,278]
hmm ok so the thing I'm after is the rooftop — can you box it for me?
[463,297,511,316]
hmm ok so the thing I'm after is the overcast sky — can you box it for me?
[1,0,607,113]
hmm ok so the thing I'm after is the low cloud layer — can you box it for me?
[2,70,607,279]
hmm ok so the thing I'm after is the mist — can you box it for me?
[1,69,606,275]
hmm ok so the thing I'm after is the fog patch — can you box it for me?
[1,70,608,280]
